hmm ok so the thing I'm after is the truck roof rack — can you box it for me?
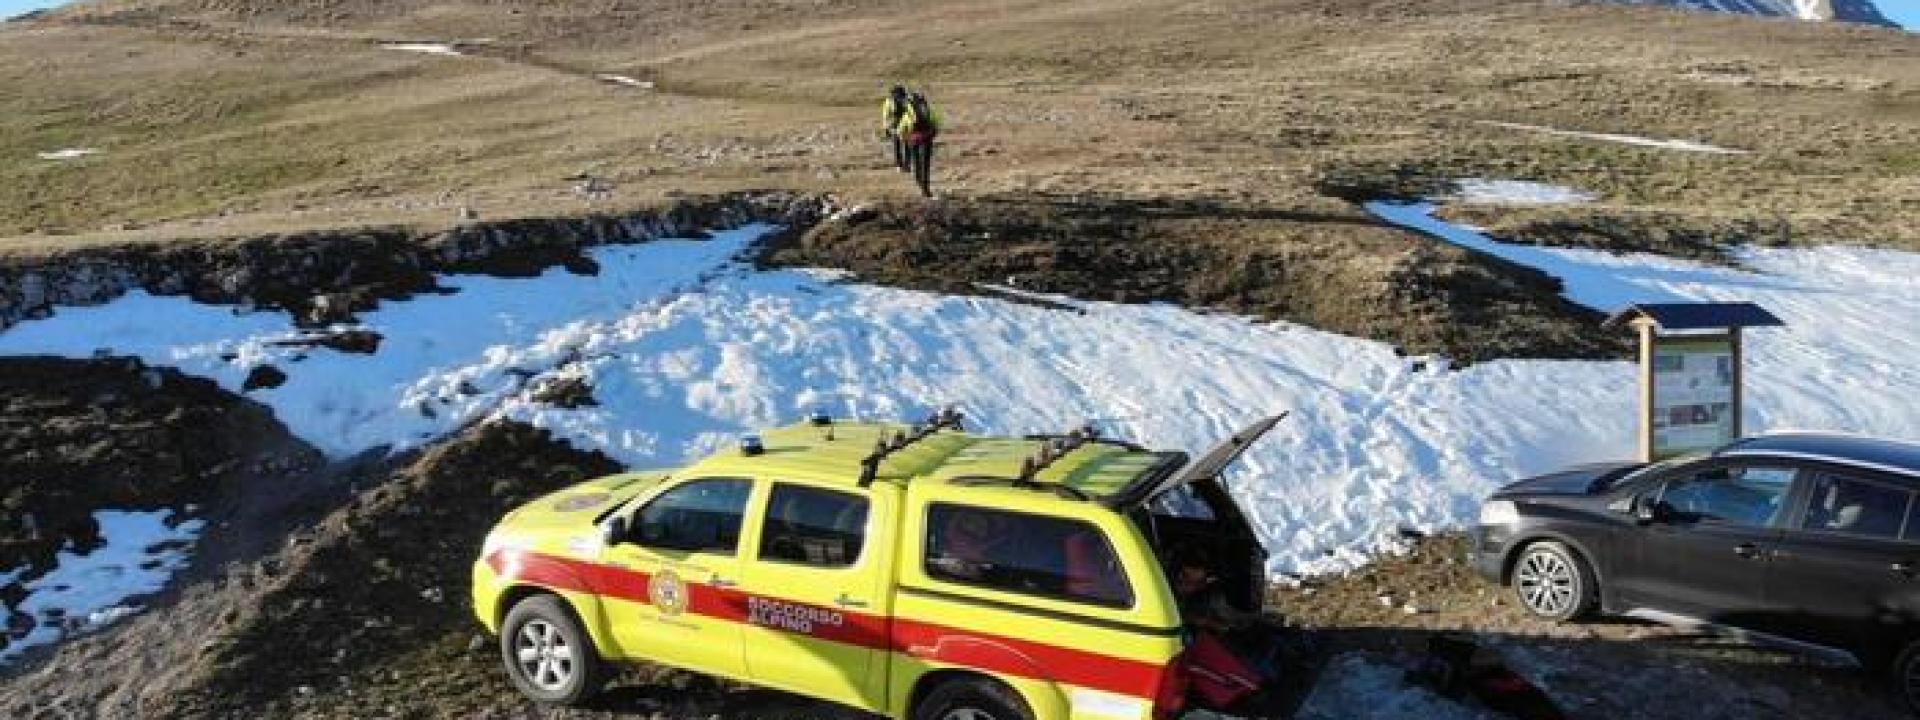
[948,475,1092,500]
[857,406,965,487]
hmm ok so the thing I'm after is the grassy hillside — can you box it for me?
[0,0,1912,253]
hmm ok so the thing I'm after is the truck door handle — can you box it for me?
[1733,543,1761,559]
[1893,561,1917,578]
[710,576,738,588]
[835,593,868,608]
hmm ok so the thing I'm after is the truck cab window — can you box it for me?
[759,484,869,567]
[925,505,1132,608]
[634,478,753,554]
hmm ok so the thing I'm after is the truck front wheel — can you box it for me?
[912,677,1035,720]
[500,594,608,705]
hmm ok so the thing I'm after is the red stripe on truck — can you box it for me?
[488,549,1170,699]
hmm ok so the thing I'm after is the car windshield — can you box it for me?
[1600,451,1708,491]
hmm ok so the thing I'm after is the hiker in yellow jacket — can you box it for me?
[881,85,910,172]
[895,91,943,198]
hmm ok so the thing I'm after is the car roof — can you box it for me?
[1717,432,1920,479]
[680,420,1185,504]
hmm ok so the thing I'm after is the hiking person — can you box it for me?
[881,85,910,172]
[895,90,942,198]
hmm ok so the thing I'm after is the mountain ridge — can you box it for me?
[1604,0,1900,27]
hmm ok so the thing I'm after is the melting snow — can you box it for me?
[1482,121,1750,155]
[2,222,1918,576]
[596,74,655,89]
[0,509,204,664]
[383,42,462,57]
[1445,179,1595,206]
[36,148,99,161]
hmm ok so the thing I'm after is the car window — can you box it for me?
[1658,465,1795,528]
[1802,474,1912,540]
[925,504,1133,608]
[758,484,869,567]
[633,478,753,554]
[1149,484,1216,520]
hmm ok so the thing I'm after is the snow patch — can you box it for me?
[383,42,462,57]
[1482,120,1749,155]
[596,74,654,89]
[3,224,1919,577]
[36,148,99,161]
[1,509,204,664]
[1445,179,1595,206]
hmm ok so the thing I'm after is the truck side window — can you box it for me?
[634,478,753,554]
[924,504,1133,608]
[759,484,868,567]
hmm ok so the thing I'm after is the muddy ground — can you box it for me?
[0,356,324,660]
[1273,535,1908,720]
[761,194,1629,365]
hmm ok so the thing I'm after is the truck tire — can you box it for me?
[912,677,1035,720]
[1510,541,1595,622]
[500,594,608,706]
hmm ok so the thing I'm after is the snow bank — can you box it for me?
[1446,179,1595,206]
[1482,121,1749,155]
[36,148,99,161]
[1368,200,1920,446]
[3,221,1918,576]
[383,43,462,57]
[0,509,204,664]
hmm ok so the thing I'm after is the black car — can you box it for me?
[1470,433,1920,708]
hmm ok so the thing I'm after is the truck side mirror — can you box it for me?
[603,516,629,546]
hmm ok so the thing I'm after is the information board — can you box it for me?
[1648,336,1736,457]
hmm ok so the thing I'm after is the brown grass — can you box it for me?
[0,0,1913,255]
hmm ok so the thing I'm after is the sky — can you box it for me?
[1,0,68,20]
[1883,1,1920,30]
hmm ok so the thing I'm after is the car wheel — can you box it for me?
[500,594,608,705]
[1510,541,1595,621]
[1891,639,1920,714]
[912,677,1035,720]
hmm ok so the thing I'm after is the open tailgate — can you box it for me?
[1105,412,1287,508]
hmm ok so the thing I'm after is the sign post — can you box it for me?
[1606,303,1783,462]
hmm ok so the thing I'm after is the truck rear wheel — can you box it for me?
[912,677,1034,720]
[500,594,608,706]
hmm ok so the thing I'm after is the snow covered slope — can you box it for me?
[1606,0,1900,27]
[4,219,1919,581]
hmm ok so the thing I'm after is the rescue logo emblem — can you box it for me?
[648,569,689,616]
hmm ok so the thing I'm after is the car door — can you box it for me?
[1766,469,1920,659]
[737,481,894,712]
[601,476,756,679]
[1616,462,1797,624]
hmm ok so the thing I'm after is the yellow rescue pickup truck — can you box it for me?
[472,411,1282,720]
